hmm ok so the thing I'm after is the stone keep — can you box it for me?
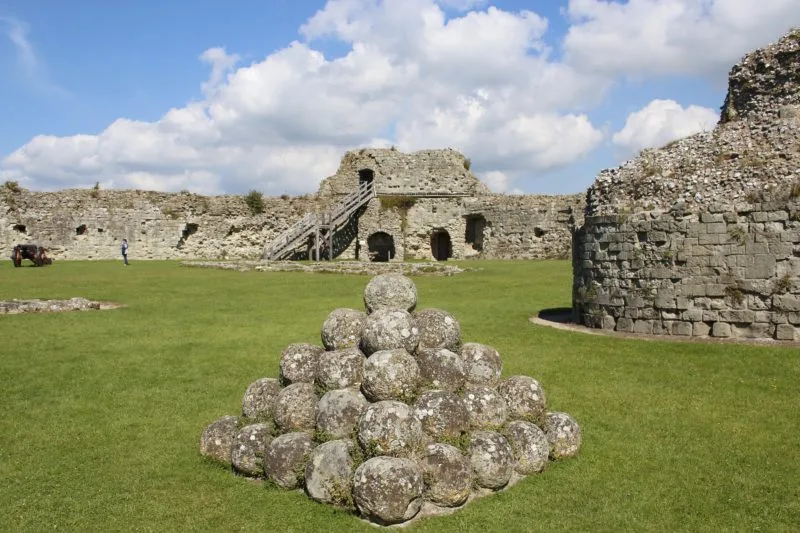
[572,28,800,341]
[200,273,582,526]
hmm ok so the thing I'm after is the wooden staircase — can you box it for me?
[262,181,375,260]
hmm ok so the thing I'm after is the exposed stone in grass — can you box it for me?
[321,308,366,350]
[497,375,547,425]
[279,343,324,385]
[274,383,317,433]
[461,343,502,385]
[416,347,466,392]
[200,415,240,464]
[418,443,471,507]
[413,390,469,441]
[315,347,365,391]
[357,400,424,458]
[414,308,461,352]
[544,411,582,459]
[469,431,514,490]
[361,308,420,356]
[264,432,316,489]
[363,273,418,314]
[316,389,368,440]
[304,439,356,507]
[353,456,424,525]
[463,385,508,429]
[361,349,420,402]
[0,297,118,314]
[231,423,273,477]
[241,378,281,419]
[504,420,549,475]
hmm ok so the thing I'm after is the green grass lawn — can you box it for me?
[1,260,798,532]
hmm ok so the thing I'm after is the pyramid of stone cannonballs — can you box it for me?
[200,273,581,526]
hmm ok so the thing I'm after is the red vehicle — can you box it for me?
[11,244,53,267]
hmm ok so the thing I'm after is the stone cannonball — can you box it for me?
[241,377,281,419]
[361,309,420,356]
[419,443,471,507]
[357,400,424,458]
[468,431,514,490]
[264,432,316,489]
[274,382,317,433]
[544,411,582,459]
[304,439,356,507]
[361,349,420,402]
[414,308,461,352]
[363,273,418,314]
[504,420,549,475]
[315,347,365,391]
[460,343,503,385]
[316,388,368,440]
[279,343,324,386]
[415,347,467,392]
[353,456,424,525]
[199,415,240,464]
[463,385,508,430]
[413,390,469,441]
[321,308,367,351]
[231,423,274,477]
[497,375,547,425]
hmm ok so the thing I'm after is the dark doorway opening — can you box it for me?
[465,215,485,252]
[359,169,374,187]
[431,229,452,261]
[367,232,395,262]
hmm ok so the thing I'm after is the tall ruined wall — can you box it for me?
[573,28,800,341]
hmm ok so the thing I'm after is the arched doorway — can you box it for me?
[359,169,374,187]
[367,232,395,262]
[431,229,452,261]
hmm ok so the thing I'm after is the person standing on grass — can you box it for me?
[121,238,129,266]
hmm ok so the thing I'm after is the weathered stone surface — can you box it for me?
[241,378,281,419]
[231,423,273,477]
[361,349,420,402]
[413,390,469,441]
[316,389,368,440]
[504,420,549,475]
[544,411,582,460]
[415,347,467,392]
[279,343,324,385]
[274,383,317,433]
[315,347,365,391]
[321,308,366,350]
[199,415,240,464]
[357,400,424,458]
[419,443,471,507]
[468,431,514,490]
[264,432,316,489]
[463,385,508,429]
[363,274,418,313]
[461,343,502,385]
[0,297,106,314]
[304,439,356,507]
[497,376,547,425]
[361,309,420,356]
[353,456,424,525]
[414,308,462,351]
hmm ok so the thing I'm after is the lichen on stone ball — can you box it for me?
[321,308,366,350]
[363,273,418,313]
[361,308,420,356]
[414,307,461,351]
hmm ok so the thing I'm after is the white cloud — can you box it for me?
[611,99,718,156]
[564,0,800,78]
[0,16,68,97]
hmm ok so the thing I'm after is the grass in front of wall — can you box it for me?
[0,260,798,532]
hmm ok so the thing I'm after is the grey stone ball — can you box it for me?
[304,439,356,507]
[419,443,471,507]
[315,347,365,391]
[321,308,366,350]
[231,423,273,477]
[264,432,316,489]
[357,400,424,458]
[463,385,508,429]
[414,308,461,351]
[242,377,281,419]
[316,388,368,440]
[544,411,582,459]
[363,274,418,314]
[468,431,514,490]
[361,349,420,402]
[279,343,324,385]
[416,347,467,392]
[274,382,317,433]
[413,390,469,441]
[361,308,420,356]
[199,415,240,464]
[497,375,547,425]
[461,343,503,385]
[505,420,549,475]
[353,456,424,525]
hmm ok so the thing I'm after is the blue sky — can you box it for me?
[1,0,798,195]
